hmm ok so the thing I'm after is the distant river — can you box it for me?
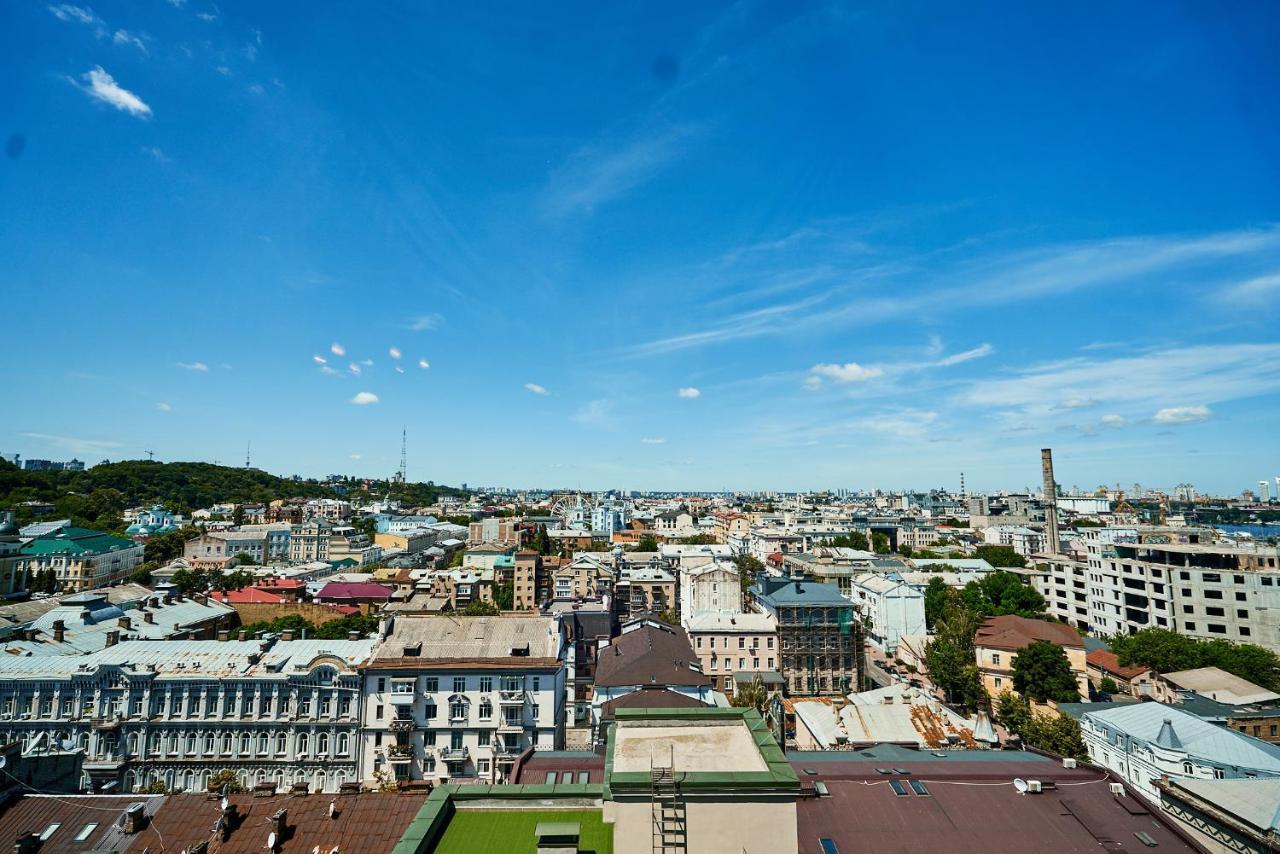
[1212,523,1280,538]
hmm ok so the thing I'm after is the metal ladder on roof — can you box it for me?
[651,753,686,854]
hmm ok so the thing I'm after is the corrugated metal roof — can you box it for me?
[1083,702,1280,773]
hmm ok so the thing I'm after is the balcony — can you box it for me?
[90,717,122,731]
[390,718,416,733]
[498,690,527,705]
[439,746,469,762]
[388,692,416,707]
[386,745,414,764]
[498,718,525,733]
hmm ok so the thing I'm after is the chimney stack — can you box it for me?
[105,630,120,648]
[118,616,132,630]
[142,610,154,624]
[52,620,65,644]
[1041,448,1060,556]
[122,802,147,834]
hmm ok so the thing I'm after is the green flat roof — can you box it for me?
[434,810,610,854]
[20,528,137,556]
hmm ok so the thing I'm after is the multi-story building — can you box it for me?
[590,619,715,735]
[973,615,1087,700]
[16,527,143,592]
[679,561,742,618]
[304,498,352,522]
[328,526,382,565]
[361,615,565,785]
[684,611,777,695]
[846,573,925,655]
[750,577,864,696]
[0,637,374,794]
[289,519,333,562]
[552,554,614,602]
[183,524,292,569]
[512,550,548,610]
[983,524,1045,557]
[469,517,518,546]
[711,511,750,545]
[614,566,675,617]
[1082,703,1280,804]
[0,511,24,597]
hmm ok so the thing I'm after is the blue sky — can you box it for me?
[3,1,1279,494]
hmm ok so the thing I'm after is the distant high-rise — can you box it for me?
[1260,481,1272,503]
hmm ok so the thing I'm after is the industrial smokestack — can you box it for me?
[1041,449,1060,555]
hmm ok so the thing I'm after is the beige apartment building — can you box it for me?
[685,611,778,694]
[973,615,1088,701]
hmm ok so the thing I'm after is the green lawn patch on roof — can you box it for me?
[433,809,612,854]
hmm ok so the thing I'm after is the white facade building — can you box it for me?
[847,573,926,654]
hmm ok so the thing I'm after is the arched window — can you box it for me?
[317,733,330,755]
[258,732,268,754]
[276,733,287,754]
[128,733,139,755]
[314,770,327,793]
[336,733,349,756]
[239,733,250,755]
[222,733,233,754]
[297,732,309,756]
[448,695,469,722]
[479,699,493,721]
[184,771,195,791]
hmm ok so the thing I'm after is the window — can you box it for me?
[73,824,98,842]
[1183,761,1193,774]
[337,733,349,755]
[425,677,439,693]
[544,772,558,784]
[1184,622,1196,631]
[479,677,492,693]
[1205,607,1224,617]
[424,699,437,720]
[478,730,490,746]
[1241,627,1252,637]
[317,733,330,755]
[991,654,1001,666]
[377,678,386,693]
[909,780,929,796]
[479,699,492,720]
[1204,590,1223,600]
[1213,768,1225,779]
[532,677,540,692]
[1237,609,1249,619]
[424,730,437,746]
[38,824,60,842]
[1236,592,1247,602]
[1203,573,1221,583]
[1208,624,1227,634]
[452,677,466,694]
[889,780,908,796]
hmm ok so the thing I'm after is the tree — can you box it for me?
[636,535,659,552]
[493,581,513,611]
[896,543,914,558]
[871,532,891,554]
[206,768,247,794]
[350,515,377,538]
[995,691,1087,758]
[925,589,987,710]
[981,571,1046,618]
[924,577,950,630]
[143,524,201,565]
[1111,628,1280,693]
[1011,640,1081,703]
[448,549,465,568]
[230,552,255,567]
[730,675,770,714]
[1098,677,1119,695]
[679,534,716,545]
[826,532,869,551]
[656,609,680,626]
[974,545,1026,568]
[462,600,499,616]
[232,504,245,526]
[138,779,169,794]
[169,567,209,596]
[128,563,154,586]
[733,554,765,596]
[533,524,553,556]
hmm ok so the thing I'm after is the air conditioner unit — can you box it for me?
[1026,780,1043,794]
[1110,783,1125,796]
[1062,758,1077,769]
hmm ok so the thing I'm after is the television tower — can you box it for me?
[398,427,407,483]
[245,441,251,469]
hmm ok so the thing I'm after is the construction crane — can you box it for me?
[145,450,155,461]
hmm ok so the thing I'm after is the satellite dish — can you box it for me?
[1013,778,1029,794]
[220,797,229,812]
[267,830,277,850]
[0,755,6,770]
[60,738,78,752]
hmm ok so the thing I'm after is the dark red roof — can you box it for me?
[513,753,606,784]
[1087,649,1151,680]
[594,623,711,690]
[794,760,1198,853]
[974,615,1083,651]
[601,687,707,719]
[129,791,429,853]
[315,581,393,602]
[0,795,147,854]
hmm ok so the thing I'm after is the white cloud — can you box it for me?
[572,399,612,425]
[640,437,667,444]
[1222,273,1280,305]
[853,409,939,440]
[21,431,123,454]
[177,361,208,372]
[48,4,98,25]
[360,358,374,366]
[802,376,823,391]
[141,146,169,163]
[164,0,185,6]
[1100,414,1127,429]
[312,355,327,365]
[932,343,993,367]
[155,402,172,412]
[388,347,402,360]
[349,453,362,460]
[112,29,147,53]
[196,11,217,21]
[408,314,443,332]
[348,363,362,375]
[677,387,701,399]
[1153,405,1212,425]
[350,392,379,406]
[330,342,345,356]
[524,383,549,395]
[215,65,232,76]
[319,366,339,376]
[73,67,152,118]
[544,123,699,217]
[247,83,265,96]
[394,366,405,374]
[418,360,430,369]
[810,362,884,384]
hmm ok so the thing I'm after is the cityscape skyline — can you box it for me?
[4,2,1280,492]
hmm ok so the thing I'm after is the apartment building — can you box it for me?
[614,566,675,617]
[327,526,382,565]
[684,611,777,694]
[973,615,1087,700]
[750,577,864,696]
[361,615,565,785]
[304,498,352,522]
[711,511,751,544]
[983,524,1045,557]
[289,519,333,562]
[0,637,373,794]
[0,512,23,597]
[512,550,547,610]
[552,554,614,602]
[15,527,143,592]
[183,524,291,569]
[469,517,517,546]
[679,561,742,617]
[846,573,925,655]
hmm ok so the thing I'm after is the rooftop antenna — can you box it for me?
[245,441,251,469]
[145,450,155,462]
[960,471,966,499]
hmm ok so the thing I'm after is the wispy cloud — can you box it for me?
[853,409,939,440]
[640,437,667,444]
[934,343,993,367]
[1222,273,1280,306]
[543,123,700,217]
[627,226,1280,356]
[417,359,430,370]
[48,4,98,25]
[810,362,884,383]
[1154,405,1212,425]
[524,383,549,395]
[388,347,402,360]
[141,146,169,163]
[330,342,345,356]
[155,402,172,412]
[677,387,701,399]
[571,399,612,425]
[71,67,152,117]
[350,391,379,405]
[803,342,993,390]
[407,314,443,332]
[177,361,208,372]
[312,355,327,365]
[112,29,147,53]
[21,432,123,454]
